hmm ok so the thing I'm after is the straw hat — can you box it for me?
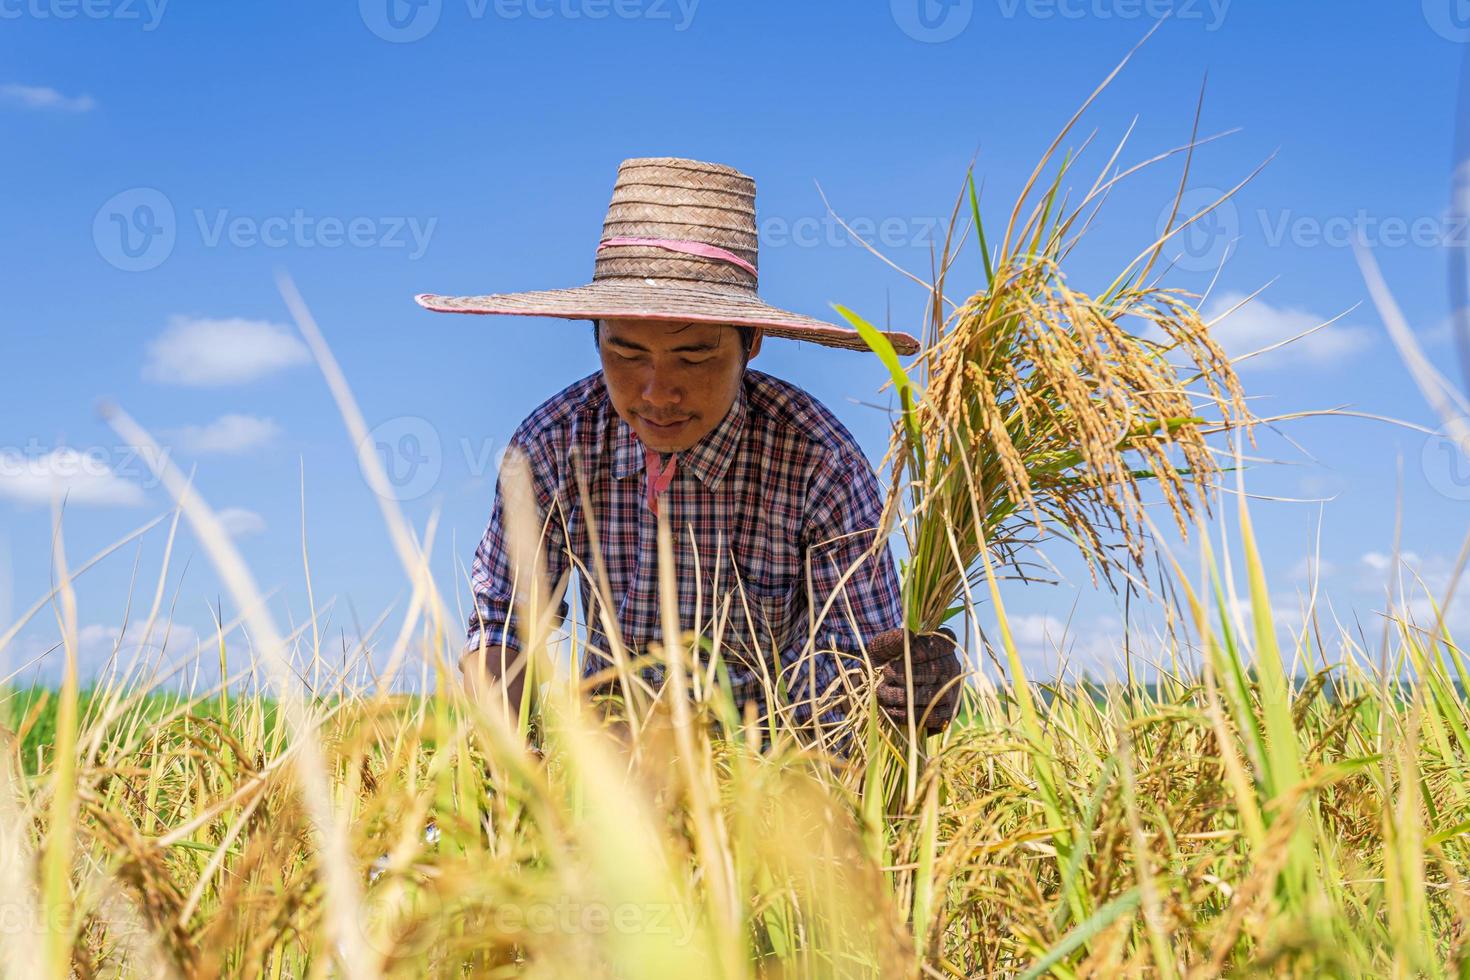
[415,156,920,355]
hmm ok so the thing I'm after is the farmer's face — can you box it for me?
[598,318,762,452]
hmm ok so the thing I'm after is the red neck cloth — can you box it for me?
[644,447,677,517]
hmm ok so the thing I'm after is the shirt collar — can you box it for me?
[611,378,749,491]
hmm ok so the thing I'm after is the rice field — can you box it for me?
[2,486,1469,977]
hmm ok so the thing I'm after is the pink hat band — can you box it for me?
[597,236,759,281]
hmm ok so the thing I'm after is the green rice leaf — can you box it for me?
[969,171,994,289]
[834,303,921,448]
[1021,888,1141,980]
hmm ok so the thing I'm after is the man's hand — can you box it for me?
[868,627,963,734]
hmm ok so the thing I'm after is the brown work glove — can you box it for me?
[868,627,963,734]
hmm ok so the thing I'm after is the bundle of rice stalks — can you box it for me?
[839,76,1254,635]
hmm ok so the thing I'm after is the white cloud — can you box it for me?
[142,316,311,386]
[1200,291,1374,369]
[1226,592,1310,634]
[1008,613,1070,650]
[0,448,145,507]
[1359,550,1413,575]
[1422,310,1470,349]
[1454,159,1470,216]
[0,84,95,113]
[39,622,203,686]
[165,414,280,455]
[988,611,1133,678]
[217,507,266,537]
[1357,549,1446,595]
[1349,550,1470,634]
[1289,555,1338,582]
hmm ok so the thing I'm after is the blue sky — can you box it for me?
[4,1,1470,687]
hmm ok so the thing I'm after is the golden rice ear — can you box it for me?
[892,253,1250,632]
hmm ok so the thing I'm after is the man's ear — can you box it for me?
[746,328,764,362]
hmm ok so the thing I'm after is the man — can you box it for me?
[417,156,961,740]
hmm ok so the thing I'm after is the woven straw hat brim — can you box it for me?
[415,280,920,355]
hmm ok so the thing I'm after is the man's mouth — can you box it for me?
[639,415,692,432]
[637,417,693,437]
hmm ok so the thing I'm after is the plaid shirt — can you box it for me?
[464,368,903,726]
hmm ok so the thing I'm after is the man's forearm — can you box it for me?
[461,635,528,721]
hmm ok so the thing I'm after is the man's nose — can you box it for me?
[641,369,683,407]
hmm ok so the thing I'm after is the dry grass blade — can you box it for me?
[0,724,45,977]
[99,405,378,980]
